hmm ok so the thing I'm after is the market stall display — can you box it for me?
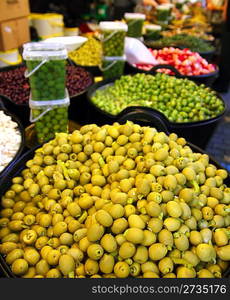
[0,122,229,278]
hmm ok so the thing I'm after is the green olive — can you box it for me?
[11,259,28,276]
[196,244,216,262]
[124,228,144,244]
[141,261,159,274]
[158,257,174,274]
[85,258,99,275]
[197,269,214,278]
[67,248,84,262]
[111,218,128,234]
[158,229,174,247]
[99,254,115,274]
[216,245,230,261]
[100,234,117,253]
[149,243,168,261]
[24,248,40,265]
[114,261,130,278]
[177,266,196,278]
[164,217,181,232]
[87,244,104,260]
[119,241,136,259]
[6,249,24,265]
[87,223,104,242]
[133,246,148,264]
[141,230,156,246]
[46,268,62,278]
[95,210,113,227]
[166,201,182,218]
[128,214,145,229]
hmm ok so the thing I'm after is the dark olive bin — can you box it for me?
[125,63,219,88]
[0,99,26,182]
[0,62,95,128]
[0,129,230,277]
[86,76,227,149]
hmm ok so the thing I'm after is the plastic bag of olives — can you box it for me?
[101,56,126,80]
[100,22,128,57]
[125,13,146,38]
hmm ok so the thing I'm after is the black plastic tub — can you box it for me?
[0,98,25,181]
[0,137,230,277]
[125,61,219,88]
[0,63,94,127]
[86,77,227,149]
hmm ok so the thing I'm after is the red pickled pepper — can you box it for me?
[134,47,216,76]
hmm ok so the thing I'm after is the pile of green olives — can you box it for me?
[0,122,229,278]
[91,73,225,123]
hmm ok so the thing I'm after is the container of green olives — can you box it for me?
[101,56,126,80]
[0,122,229,278]
[23,43,69,144]
[155,4,174,24]
[125,13,146,38]
[99,22,128,57]
[87,73,226,148]
[144,24,162,41]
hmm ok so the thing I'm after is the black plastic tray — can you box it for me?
[86,76,227,149]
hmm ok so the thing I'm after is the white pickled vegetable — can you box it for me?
[0,110,21,172]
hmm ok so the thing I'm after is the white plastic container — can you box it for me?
[43,36,88,52]
[99,21,128,57]
[124,13,146,38]
[64,27,79,36]
[31,13,64,40]
[0,49,22,68]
